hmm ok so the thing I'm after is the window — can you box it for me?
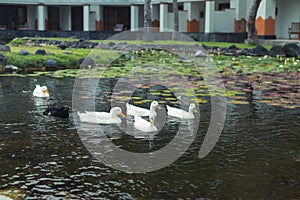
[218,3,230,11]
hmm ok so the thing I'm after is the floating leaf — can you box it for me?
[229,100,249,105]
[131,96,142,100]
[192,98,208,104]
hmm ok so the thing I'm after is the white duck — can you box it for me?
[134,115,157,132]
[166,103,197,119]
[77,107,126,124]
[126,101,160,117]
[33,85,49,98]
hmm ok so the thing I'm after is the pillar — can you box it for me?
[184,2,200,32]
[151,4,159,29]
[95,5,103,31]
[83,4,90,31]
[159,2,168,32]
[131,5,139,31]
[205,0,215,33]
[256,0,276,38]
[89,5,100,31]
[234,0,247,32]
[37,4,47,31]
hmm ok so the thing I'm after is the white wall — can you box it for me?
[179,11,187,32]
[276,0,300,39]
[234,0,247,20]
[214,9,235,32]
[167,11,187,32]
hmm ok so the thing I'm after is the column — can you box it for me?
[205,0,215,33]
[234,0,247,32]
[159,2,168,32]
[131,5,139,31]
[83,4,90,31]
[151,4,159,29]
[256,0,276,38]
[37,4,47,31]
[184,2,200,32]
[89,5,99,31]
[95,5,103,31]
[60,6,71,31]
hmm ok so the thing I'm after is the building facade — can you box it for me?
[0,0,299,39]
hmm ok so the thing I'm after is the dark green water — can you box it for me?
[0,76,299,199]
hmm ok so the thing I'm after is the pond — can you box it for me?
[0,75,299,199]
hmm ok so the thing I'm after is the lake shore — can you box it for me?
[0,37,299,74]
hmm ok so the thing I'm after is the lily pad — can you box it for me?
[229,100,249,105]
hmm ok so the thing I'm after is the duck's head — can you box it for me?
[47,98,56,108]
[41,86,49,95]
[111,107,126,118]
[190,103,197,113]
[151,101,161,109]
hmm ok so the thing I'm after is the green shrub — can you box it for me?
[6,52,47,68]
[10,38,24,45]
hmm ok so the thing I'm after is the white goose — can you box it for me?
[134,115,157,132]
[126,101,160,117]
[77,107,126,124]
[166,103,197,119]
[33,85,49,98]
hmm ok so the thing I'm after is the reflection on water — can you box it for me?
[0,76,299,199]
[33,97,48,108]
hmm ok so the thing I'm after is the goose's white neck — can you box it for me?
[149,103,158,116]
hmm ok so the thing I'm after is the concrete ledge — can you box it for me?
[0,30,116,41]
[258,35,276,40]
[0,30,248,43]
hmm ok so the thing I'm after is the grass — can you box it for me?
[2,37,273,71]
[199,42,271,49]
[5,45,90,69]
[10,37,79,44]
[97,39,271,49]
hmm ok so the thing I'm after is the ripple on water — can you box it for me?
[1,76,300,199]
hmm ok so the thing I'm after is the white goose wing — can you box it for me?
[33,85,43,97]
[33,85,49,98]
[78,111,122,124]
[134,116,157,132]
[166,104,195,119]
[126,103,150,116]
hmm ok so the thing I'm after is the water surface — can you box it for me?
[0,76,299,199]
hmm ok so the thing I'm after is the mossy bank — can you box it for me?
[0,37,299,74]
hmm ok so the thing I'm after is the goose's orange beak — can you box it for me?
[45,89,49,95]
[119,112,126,119]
